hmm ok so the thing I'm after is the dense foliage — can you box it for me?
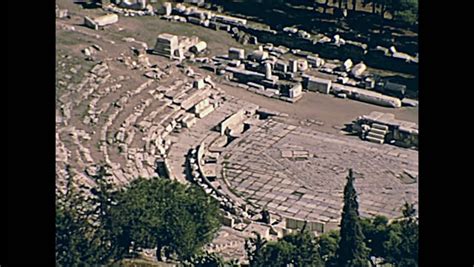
[56,188,107,266]
[318,230,340,264]
[361,0,418,23]
[187,251,227,267]
[56,168,221,266]
[382,203,419,266]
[246,230,323,267]
[109,177,221,260]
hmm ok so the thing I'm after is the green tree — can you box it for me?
[246,229,323,267]
[109,177,221,261]
[187,251,226,267]
[360,215,390,265]
[56,168,221,265]
[361,215,389,256]
[316,202,418,267]
[282,229,323,266]
[393,0,418,24]
[88,166,125,262]
[373,0,418,22]
[334,169,370,267]
[256,240,294,267]
[383,203,418,266]
[56,186,111,266]
[318,230,340,265]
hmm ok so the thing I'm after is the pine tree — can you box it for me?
[335,169,370,267]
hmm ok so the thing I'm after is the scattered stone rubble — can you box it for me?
[56,5,69,19]
[103,1,155,17]
[156,1,417,77]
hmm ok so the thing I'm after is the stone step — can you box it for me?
[369,127,387,136]
[367,131,386,140]
[366,135,384,144]
[372,123,389,131]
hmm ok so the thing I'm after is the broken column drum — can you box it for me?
[190,41,207,53]
[352,90,401,108]
[296,59,308,71]
[56,8,68,19]
[343,59,353,71]
[225,66,265,84]
[351,62,367,77]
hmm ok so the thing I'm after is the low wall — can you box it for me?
[196,138,227,199]
[285,217,324,233]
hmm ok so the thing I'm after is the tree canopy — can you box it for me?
[362,0,418,22]
[318,230,340,265]
[56,188,106,266]
[109,177,221,261]
[382,203,419,266]
[246,229,323,267]
[56,172,221,265]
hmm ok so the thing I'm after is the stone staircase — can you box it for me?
[365,123,388,144]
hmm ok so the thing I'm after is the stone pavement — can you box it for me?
[218,118,418,223]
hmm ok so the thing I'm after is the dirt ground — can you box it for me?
[218,81,417,133]
[58,0,256,57]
